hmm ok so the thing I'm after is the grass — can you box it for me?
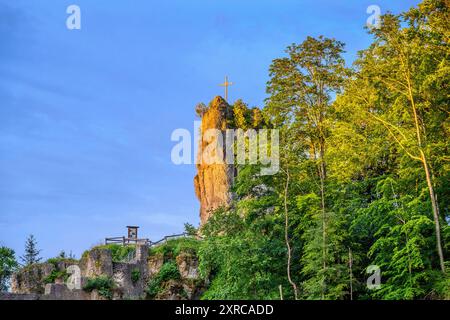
[83,276,115,300]
[46,257,78,265]
[149,237,200,258]
[82,244,136,263]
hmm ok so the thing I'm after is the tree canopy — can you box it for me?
[197,0,449,300]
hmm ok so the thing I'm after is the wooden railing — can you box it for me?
[150,233,192,248]
[104,236,150,246]
[105,233,202,248]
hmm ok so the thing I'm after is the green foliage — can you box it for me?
[20,235,42,266]
[431,270,450,300]
[184,223,198,236]
[198,188,296,300]
[149,238,200,258]
[44,269,69,284]
[230,99,266,130]
[297,194,350,300]
[46,257,78,266]
[350,177,439,299]
[93,244,136,263]
[146,262,180,298]
[158,262,181,282]
[195,1,449,300]
[131,268,141,284]
[146,278,162,298]
[83,276,115,300]
[0,246,18,291]
[45,253,76,284]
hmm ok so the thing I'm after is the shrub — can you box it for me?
[83,276,115,300]
[149,238,200,258]
[158,262,180,282]
[146,262,180,298]
[146,278,162,298]
[86,244,136,263]
[184,223,198,236]
[43,257,76,284]
[44,269,68,284]
[46,257,77,265]
[131,268,140,284]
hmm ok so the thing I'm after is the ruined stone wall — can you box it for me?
[11,263,55,294]
[5,243,204,300]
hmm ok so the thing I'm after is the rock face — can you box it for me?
[11,263,55,294]
[194,96,235,225]
[9,245,149,300]
[44,283,91,300]
[80,248,113,278]
[148,248,205,300]
[148,254,164,276]
[176,253,199,279]
[112,262,146,299]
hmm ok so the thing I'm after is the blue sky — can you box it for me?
[0,0,420,260]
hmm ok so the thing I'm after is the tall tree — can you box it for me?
[266,36,348,298]
[0,246,18,291]
[335,2,448,272]
[20,235,42,266]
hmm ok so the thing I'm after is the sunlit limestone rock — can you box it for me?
[194,96,235,225]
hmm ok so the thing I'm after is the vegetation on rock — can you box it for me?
[83,276,115,300]
[131,268,141,284]
[86,244,135,263]
[149,238,200,258]
[146,262,181,298]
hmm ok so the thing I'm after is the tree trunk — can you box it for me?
[421,151,446,273]
[348,248,353,301]
[283,168,299,299]
[319,141,327,299]
[406,66,445,273]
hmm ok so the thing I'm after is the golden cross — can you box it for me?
[219,76,233,102]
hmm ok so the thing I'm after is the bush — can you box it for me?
[184,223,198,236]
[86,244,135,263]
[158,262,181,282]
[131,268,140,284]
[83,276,115,300]
[146,262,180,299]
[149,238,200,258]
[44,269,68,284]
[46,257,77,265]
[43,257,76,284]
[146,278,162,298]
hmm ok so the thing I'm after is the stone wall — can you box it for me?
[148,253,164,276]
[80,248,113,279]
[4,243,205,300]
[11,263,55,294]
[176,253,199,279]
